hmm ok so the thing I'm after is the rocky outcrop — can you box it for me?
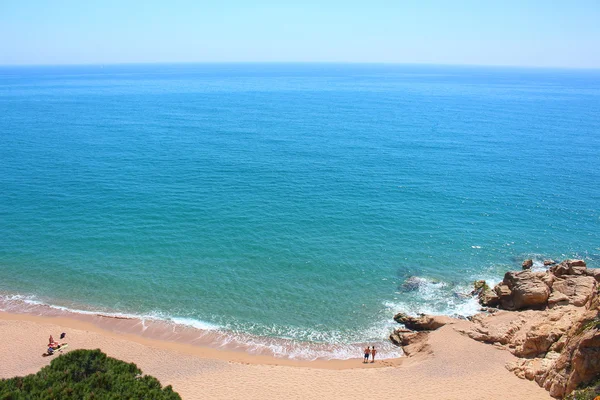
[391,258,599,398]
[505,310,600,399]
[462,306,583,357]
[474,259,596,312]
[459,259,600,398]
[393,313,454,331]
[389,313,453,357]
[538,314,600,398]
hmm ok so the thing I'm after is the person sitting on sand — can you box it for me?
[49,335,55,346]
[363,346,370,363]
[371,346,377,363]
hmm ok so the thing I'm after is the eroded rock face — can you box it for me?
[552,275,597,307]
[462,306,583,358]
[585,268,600,283]
[547,291,569,308]
[536,312,600,398]
[389,328,430,356]
[393,313,453,331]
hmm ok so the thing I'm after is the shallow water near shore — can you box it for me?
[0,63,599,359]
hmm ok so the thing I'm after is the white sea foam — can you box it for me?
[387,272,505,319]
[0,292,220,330]
[169,317,220,331]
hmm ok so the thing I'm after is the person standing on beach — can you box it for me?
[363,346,370,363]
[371,346,377,363]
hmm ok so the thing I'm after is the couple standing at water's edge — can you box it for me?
[363,346,377,363]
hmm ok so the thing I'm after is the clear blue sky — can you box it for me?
[1,0,599,67]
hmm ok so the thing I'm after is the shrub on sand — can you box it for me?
[0,349,182,399]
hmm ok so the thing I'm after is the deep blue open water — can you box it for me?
[1,63,599,359]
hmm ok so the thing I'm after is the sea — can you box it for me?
[0,63,599,360]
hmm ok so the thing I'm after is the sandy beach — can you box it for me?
[0,311,551,399]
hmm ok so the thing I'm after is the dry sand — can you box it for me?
[0,311,551,399]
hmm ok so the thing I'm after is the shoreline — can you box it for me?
[0,309,551,399]
[0,310,398,370]
[0,295,403,363]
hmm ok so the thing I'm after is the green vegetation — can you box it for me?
[0,349,182,399]
[576,317,600,336]
[565,377,600,400]
[472,280,490,293]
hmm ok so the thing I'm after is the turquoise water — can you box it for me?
[1,64,599,358]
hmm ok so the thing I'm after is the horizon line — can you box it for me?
[1,61,599,71]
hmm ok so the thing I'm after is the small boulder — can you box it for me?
[503,271,551,310]
[544,260,556,266]
[522,259,534,270]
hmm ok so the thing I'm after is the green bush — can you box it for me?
[0,349,182,399]
[565,377,600,400]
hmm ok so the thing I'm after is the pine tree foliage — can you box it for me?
[0,349,182,399]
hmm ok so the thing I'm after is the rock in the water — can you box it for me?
[472,280,487,293]
[401,276,424,291]
[393,313,453,331]
[552,276,597,307]
[472,280,500,307]
[503,270,551,310]
[544,259,556,266]
[479,288,500,307]
[522,259,534,269]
